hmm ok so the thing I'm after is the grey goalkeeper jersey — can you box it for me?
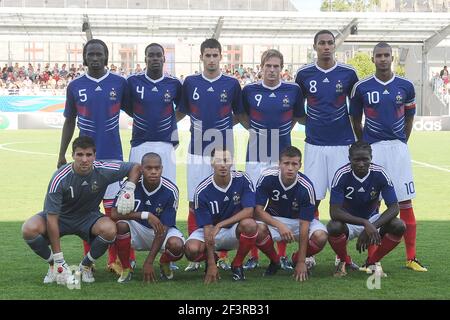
[43,161,135,219]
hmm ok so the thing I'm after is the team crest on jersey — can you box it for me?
[396,92,403,104]
[370,189,379,200]
[291,199,299,211]
[164,90,172,103]
[335,81,343,93]
[233,192,241,205]
[109,88,117,101]
[282,96,290,108]
[91,181,99,193]
[156,206,163,215]
[220,90,228,103]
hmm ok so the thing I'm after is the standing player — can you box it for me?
[254,146,328,281]
[22,136,140,284]
[56,39,133,275]
[111,153,184,283]
[184,148,257,283]
[127,43,182,271]
[350,42,427,271]
[127,43,181,183]
[176,38,245,272]
[328,141,405,277]
[241,49,304,270]
[295,30,358,267]
[294,31,358,215]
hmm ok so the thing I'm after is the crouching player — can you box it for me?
[22,136,140,284]
[328,141,405,277]
[111,152,184,283]
[184,148,257,283]
[255,146,328,282]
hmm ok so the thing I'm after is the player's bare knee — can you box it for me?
[238,218,257,235]
[22,216,44,239]
[327,220,346,237]
[389,218,406,236]
[96,219,117,240]
[184,240,199,260]
[166,237,184,256]
[256,223,269,242]
[311,230,328,247]
[116,221,130,235]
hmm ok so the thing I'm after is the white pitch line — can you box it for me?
[411,160,450,173]
[0,142,57,156]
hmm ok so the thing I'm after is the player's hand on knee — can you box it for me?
[148,215,164,236]
[279,225,294,243]
[364,222,381,246]
[143,262,157,283]
[356,231,370,253]
[117,181,136,215]
[53,252,70,285]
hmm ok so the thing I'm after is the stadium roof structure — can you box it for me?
[0,8,449,46]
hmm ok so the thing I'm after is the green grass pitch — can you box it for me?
[0,129,449,299]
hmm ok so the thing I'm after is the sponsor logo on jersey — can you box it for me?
[224,196,230,202]
[383,89,390,95]
[145,200,152,205]
[156,206,163,214]
[207,87,214,92]
[152,87,159,92]
[82,181,89,186]
[358,187,365,192]
[323,78,330,83]
[269,93,276,98]
[95,86,102,92]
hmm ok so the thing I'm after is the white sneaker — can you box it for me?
[43,265,56,284]
[79,264,95,283]
[184,262,201,272]
[305,256,317,270]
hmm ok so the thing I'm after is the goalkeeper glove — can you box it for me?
[117,181,136,215]
[53,252,70,285]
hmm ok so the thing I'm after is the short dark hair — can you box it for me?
[349,140,372,158]
[144,43,165,56]
[200,38,222,55]
[83,39,109,66]
[141,152,162,165]
[72,136,96,153]
[314,30,335,45]
[210,146,230,158]
[280,146,302,160]
[373,42,392,56]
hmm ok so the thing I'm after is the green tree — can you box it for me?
[347,52,375,79]
[321,0,381,11]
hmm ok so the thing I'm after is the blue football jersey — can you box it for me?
[127,74,182,147]
[179,73,244,155]
[349,75,416,144]
[194,171,255,227]
[295,62,358,146]
[114,177,179,229]
[255,169,316,222]
[64,71,128,160]
[330,163,398,219]
[242,81,305,162]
